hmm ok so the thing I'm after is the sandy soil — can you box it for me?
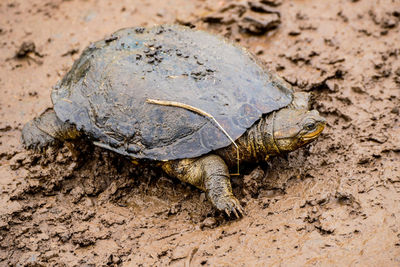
[1,0,400,266]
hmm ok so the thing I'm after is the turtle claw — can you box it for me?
[225,208,231,217]
[218,195,244,219]
[232,208,240,219]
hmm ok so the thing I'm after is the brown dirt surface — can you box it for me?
[1,0,400,266]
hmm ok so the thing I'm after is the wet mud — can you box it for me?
[1,0,400,266]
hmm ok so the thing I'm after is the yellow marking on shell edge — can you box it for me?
[146,98,241,176]
[131,160,139,165]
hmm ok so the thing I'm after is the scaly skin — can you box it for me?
[162,97,326,217]
[161,155,244,218]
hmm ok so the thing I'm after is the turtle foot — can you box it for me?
[214,194,244,219]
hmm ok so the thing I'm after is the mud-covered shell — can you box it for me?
[52,25,293,161]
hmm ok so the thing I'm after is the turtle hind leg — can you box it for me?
[22,108,79,150]
[161,154,244,218]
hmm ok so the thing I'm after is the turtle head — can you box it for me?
[271,108,326,153]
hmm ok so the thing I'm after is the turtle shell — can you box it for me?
[52,25,293,161]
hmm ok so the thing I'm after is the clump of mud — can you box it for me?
[2,143,192,265]
[202,0,281,38]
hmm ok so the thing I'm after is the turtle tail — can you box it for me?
[22,108,79,150]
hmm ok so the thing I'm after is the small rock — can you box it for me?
[42,251,59,261]
[70,187,84,203]
[243,166,265,198]
[239,12,281,35]
[0,218,8,230]
[201,217,217,229]
[81,209,96,221]
[168,203,181,215]
[15,41,36,58]
[288,30,301,36]
[254,46,264,55]
[107,254,122,264]
[351,86,366,94]
[61,48,79,57]
[105,35,118,43]
[100,213,126,227]
[391,107,399,115]
[71,232,96,247]
[199,193,206,203]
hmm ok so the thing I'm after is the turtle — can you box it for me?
[22,25,326,218]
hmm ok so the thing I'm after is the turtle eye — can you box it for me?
[304,121,316,131]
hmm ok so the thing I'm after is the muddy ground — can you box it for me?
[1,0,400,266]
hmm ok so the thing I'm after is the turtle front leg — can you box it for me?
[162,154,244,218]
